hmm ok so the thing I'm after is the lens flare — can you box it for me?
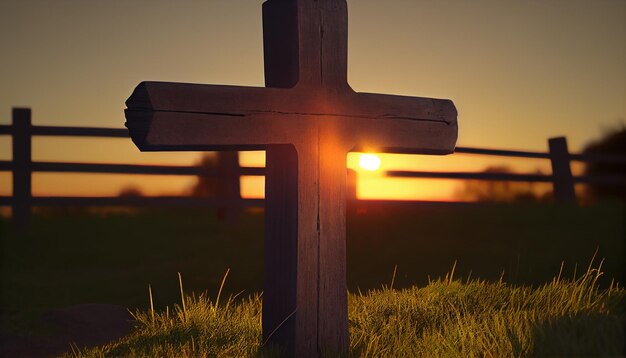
[359,153,381,171]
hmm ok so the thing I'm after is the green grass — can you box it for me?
[346,201,624,289]
[0,208,264,333]
[69,262,624,357]
[1,202,623,336]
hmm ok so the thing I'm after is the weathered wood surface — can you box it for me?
[125,0,458,356]
[126,110,456,154]
[125,82,455,123]
[125,82,456,153]
[263,145,299,352]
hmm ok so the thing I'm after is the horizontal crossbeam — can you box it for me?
[125,82,457,154]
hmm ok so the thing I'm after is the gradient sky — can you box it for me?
[1,0,624,200]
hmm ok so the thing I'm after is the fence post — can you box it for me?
[216,151,241,222]
[548,137,576,204]
[12,108,32,231]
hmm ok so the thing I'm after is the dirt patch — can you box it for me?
[1,304,134,357]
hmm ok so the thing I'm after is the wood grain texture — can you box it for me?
[126,109,456,156]
[263,145,299,353]
[294,0,348,88]
[125,82,456,127]
[293,134,323,356]
[315,126,349,353]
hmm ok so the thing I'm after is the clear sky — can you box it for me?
[1,0,624,200]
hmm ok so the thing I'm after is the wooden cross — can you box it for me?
[125,0,457,356]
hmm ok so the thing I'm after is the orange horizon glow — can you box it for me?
[0,0,626,201]
[0,147,587,202]
[0,2,622,203]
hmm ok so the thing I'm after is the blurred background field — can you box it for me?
[1,200,623,335]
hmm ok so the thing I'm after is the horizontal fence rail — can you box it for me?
[0,161,265,176]
[1,107,625,231]
[388,170,625,186]
[454,146,550,159]
[0,124,128,137]
[0,108,270,229]
[0,196,264,207]
[387,171,554,183]
[568,153,626,164]
[0,124,11,135]
[456,146,626,164]
[388,137,625,204]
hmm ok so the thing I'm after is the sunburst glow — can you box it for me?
[359,153,381,171]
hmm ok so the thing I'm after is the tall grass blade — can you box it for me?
[587,246,599,273]
[554,260,565,285]
[262,308,298,347]
[214,268,230,314]
[178,272,187,322]
[449,260,457,284]
[148,284,155,325]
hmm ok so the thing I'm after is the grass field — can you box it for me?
[1,201,623,347]
[70,263,624,357]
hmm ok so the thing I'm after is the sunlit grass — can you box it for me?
[68,261,624,357]
[349,260,624,357]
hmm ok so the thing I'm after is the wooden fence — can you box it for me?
[1,107,625,230]
[388,140,625,200]
[0,108,265,229]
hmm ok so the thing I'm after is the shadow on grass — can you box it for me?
[530,313,625,356]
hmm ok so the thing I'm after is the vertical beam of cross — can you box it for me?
[263,0,348,89]
[296,0,348,87]
[263,0,348,355]
[262,1,349,355]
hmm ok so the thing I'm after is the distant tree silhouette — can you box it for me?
[582,125,626,200]
[118,186,143,197]
[454,166,550,203]
[189,152,240,206]
[190,154,219,197]
[189,152,242,221]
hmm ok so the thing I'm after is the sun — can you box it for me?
[359,153,381,171]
